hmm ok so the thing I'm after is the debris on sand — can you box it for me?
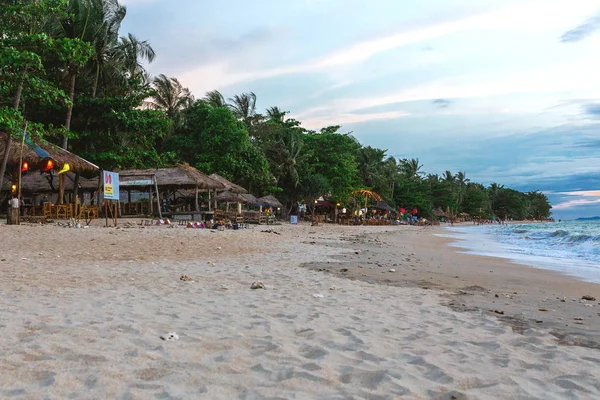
[251,281,265,290]
[160,332,179,341]
[180,275,194,282]
[582,295,596,301]
[312,293,324,298]
[261,229,281,235]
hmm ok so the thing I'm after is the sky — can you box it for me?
[121,0,600,219]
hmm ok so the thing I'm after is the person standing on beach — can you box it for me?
[7,195,20,225]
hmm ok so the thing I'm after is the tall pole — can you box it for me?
[17,121,28,223]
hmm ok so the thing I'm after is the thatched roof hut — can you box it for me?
[257,194,283,208]
[209,173,248,194]
[216,190,247,203]
[432,207,447,218]
[240,193,259,205]
[118,164,224,190]
[0,132,98,173]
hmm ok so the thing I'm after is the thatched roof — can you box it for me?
[432,207,447,217]
[240,193,259,205]
[216,190,247,203]
[372,200,394,212]
[257,194,283,208]
[209,173,248,194]
[1,171,98,193]
[0,132,98,173]
[118,163,224,190]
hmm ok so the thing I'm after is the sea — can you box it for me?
[439,221,600,284]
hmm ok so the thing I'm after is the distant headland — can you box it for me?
[575,216,600,221]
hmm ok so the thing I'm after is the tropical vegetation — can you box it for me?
[0,0,552,220]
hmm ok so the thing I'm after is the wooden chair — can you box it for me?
[55,205,69,219]
[43,203,54,218]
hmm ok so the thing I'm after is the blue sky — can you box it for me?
[122,0,600,219]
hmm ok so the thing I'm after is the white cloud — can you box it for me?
[300,111,410,129]
[557,190,600,197]
[177,0,599,95]
[553,197,600,210]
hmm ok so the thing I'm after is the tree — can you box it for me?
[151,74,193,129]
[172,101,270,191]
[400,158,423,181]
[203,90,226,108]
[302,126,361,201]
[455,171,470,206]
[112,33,156,81]
[0,0,80,189]
[265,106,287,122]
[228,92,257,126]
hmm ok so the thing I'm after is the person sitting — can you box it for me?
[39,195,49,207]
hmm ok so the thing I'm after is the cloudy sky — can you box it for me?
[122,0,600,219]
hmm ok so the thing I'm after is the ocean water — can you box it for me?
[439,221,600,284]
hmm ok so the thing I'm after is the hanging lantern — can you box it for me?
[399,208,405,214]
[43,159,54,171]
[11,184,17,193]
[58,163,70,174]
[412,209,418,215]
[21,162,28,172]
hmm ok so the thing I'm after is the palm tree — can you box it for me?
[401,158,423,180]
[267,130,305,189]
[112,33,156,81]
[266,106,288,122]
[442,170,455,184]
[228,92,257,126]
[89,0,127,98]
[152,74,194,126]
[455,171,470,206]
[203,90,227,108]
[56,0,105,148]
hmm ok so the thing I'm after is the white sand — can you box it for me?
[0,223,599,399]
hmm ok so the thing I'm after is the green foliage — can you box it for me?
[171,101,271,191]
[0,1,552,221]
[302,127,361,202]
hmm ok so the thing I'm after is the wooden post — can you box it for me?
[154,176,162,219]
[58,173,64,205]
[149,187,153,216]
[208,190,212,212]
[16,122,28,224]
[73,172,80,218]
[96,169,102,206]
[194,186,199,211]
[104,200,109,227]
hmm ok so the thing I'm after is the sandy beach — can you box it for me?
[1,221,599,399]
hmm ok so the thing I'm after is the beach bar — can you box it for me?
[117,163,225,220]
[0,131,100,223]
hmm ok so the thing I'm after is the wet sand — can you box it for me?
[0,221,599,399]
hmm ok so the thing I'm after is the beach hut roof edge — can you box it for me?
[0,131,98,173]
[208,173,248,194]
[118,163,225,190]
[256,194,283,208]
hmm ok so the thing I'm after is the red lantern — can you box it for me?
[399,208,405,214]
[43,159,53,171]
[412,209,418,215]
[21,162,28,172]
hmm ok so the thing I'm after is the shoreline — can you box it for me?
[300,224,600,349]
[1,221,599,398]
